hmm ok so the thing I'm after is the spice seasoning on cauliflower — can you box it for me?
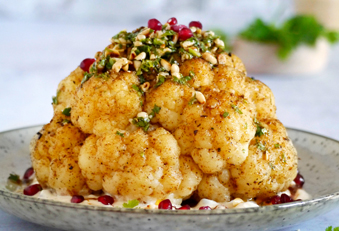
[29,17,299,208]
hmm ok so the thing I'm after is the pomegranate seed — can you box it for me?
[179,28,193,41]
[23,184,42,196]
[270,195,281,205]
[23,167,34,180]
[171,24,187,33]
[189,21,203,29]
[71,195,84,203]
[199,206,212,210]
[98,195,114,205]
[280,193,293,203]
[294,173,305,188]
[167,17,178,25]
[177,204,190,210]
[158,199,172,210]
[80,58,95,72]
[148,18,162,31]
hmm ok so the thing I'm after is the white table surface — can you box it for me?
[1,20,339,231]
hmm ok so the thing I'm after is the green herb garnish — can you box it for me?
[173,71,195,85]
[62,107,71,116]
[268,162,275,170]
[231,104,243,114]
[222,111,229,118]
[274,143,281,148]
[132,84,144,97]
[254,118,268,137]
[240,15,339,60]
[123,199,139,208]
[8,174,20,184]
[116,131,124,137]
[52,91,60,105]
[81,72,94,85]
[326,226,339,231]
[256,139,266,151]
[155,75,166,88]
[149,104,161,119]
[188,94,197,105]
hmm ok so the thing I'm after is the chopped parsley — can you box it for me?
[52,91,60,105]
[188,94,197,105]
[133,105,161,132]
[81,72,94,85]
[155,75,166,88]
[222,111,229,118]
[116,131,124,137]
[8,174,20,184]
[123,199,139,208]
[254,118,268,137]
[62,119,71,124]
[62,107,71,116]
[140,152,145,158]
[231,104,243,114]
[274,143,281,148]
[149,104,161,119]
[173,71,195,85]
[132,84,144,97]
[281,153,286,163]
[256,139,266,151]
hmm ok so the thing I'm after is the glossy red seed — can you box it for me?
[179,28,193,41]
[171,24,187,32]
[189,21,203,29]
[270,195,281,205]
[23,184,42,196]
[98,195,114,205]
[80,58,95,72]
[280,193,293,203]
[294,173,305,188]
[148,18,162,31]
[167,17,178,25]
[177,204,190,210]
[71,195,84,204]
[23,167,34,180]
[199,206,212,210]
[158,199,172,210]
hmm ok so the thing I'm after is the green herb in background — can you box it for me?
[239,15,339,60]
[325,226,339,231]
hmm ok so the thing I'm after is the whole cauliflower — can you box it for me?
[30,19,298,204]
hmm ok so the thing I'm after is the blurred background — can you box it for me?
[0,0,339,140]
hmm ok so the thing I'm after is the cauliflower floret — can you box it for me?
[214,65,276,119]
[180,58,214,89]
[174,156,203,200]
[230,119,298,199]
[174,89,256,170]
[53,67,84,113]
[79,128,183,200]
[30,113,87,195]
[197,172,231,202]
[71,71,142,135]
[144,81,194,131]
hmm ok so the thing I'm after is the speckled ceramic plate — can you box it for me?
[0,125,339,231]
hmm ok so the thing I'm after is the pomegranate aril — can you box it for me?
[80,58,95,72]
[270,195,281,205]
[177,204,190,210]
[23,184,42,196]
[171,24,187,33]
[280,193,293,203]
[98,195,114,205]
[148,18,162,31]
[23,167,34,180]
[294,173,305,188]
[71,195,84,203]
[158,199,172,210]
[167,17,178,25]
[199,206,212,210]
[179,28,193,41]
[189,21,203,29]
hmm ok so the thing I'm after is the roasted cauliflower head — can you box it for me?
[31,21,298,204]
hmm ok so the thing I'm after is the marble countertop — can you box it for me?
[1,21,339,231]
